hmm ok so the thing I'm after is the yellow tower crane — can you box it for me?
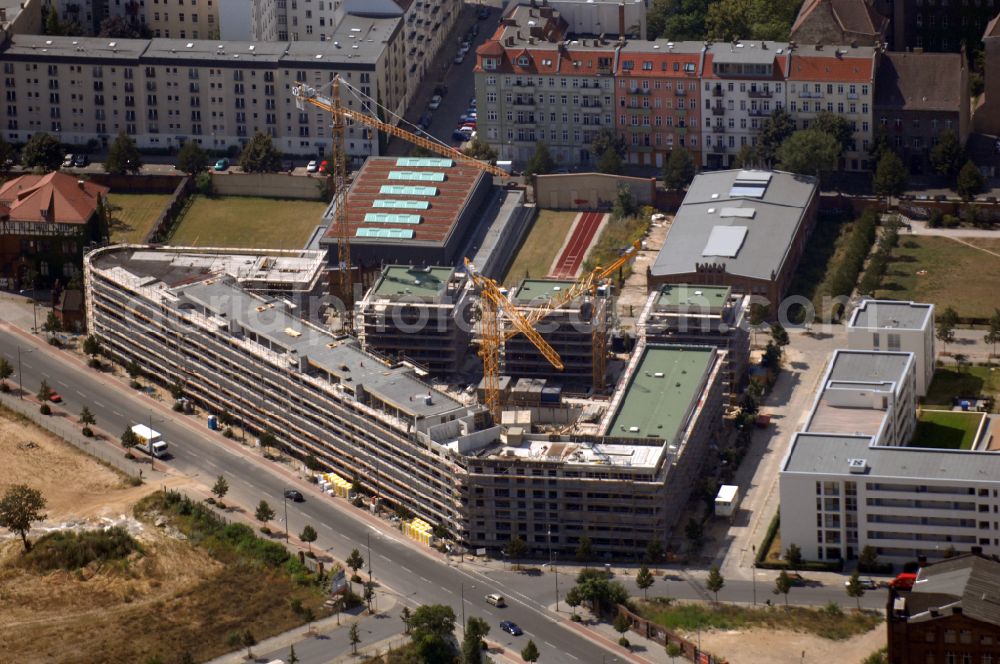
[465,240,642,420]
[291,78,508,321]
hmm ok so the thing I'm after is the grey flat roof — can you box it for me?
[176,277,462,419]
[782,432,1000,482]
[618,40,706,55]
[650,170,816,281]
[144,39,289,62]
[850,299,933,331]
[710,42,788,65]
[4,34,148,60]
[827,349,912,385]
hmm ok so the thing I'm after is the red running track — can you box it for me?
[549,211,605,278]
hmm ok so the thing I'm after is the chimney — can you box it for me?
[618,3,625,37]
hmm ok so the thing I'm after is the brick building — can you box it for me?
[790,0,889,47]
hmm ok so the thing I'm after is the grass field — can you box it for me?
[925,366,1000,408]
[502,210,577,287]
[581,211,650,278]
[910,410,984,449]
[107,193,171,244]
[874,236,1000,319]
[790,213,853,309]
[638,599,882,641]
[168,195,328,249]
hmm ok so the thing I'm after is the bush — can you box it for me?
[0,383,8,393]
[48,337,62,347]
[39,404,52,415]
[172,401,183,412]
[260,526,271,535]
[88,357,102,369]
[129,380,142,390]
[942,214,960,228]
[570,614,582,622]
[618,637,630,647]
[194,171,214,196]
[24,526,141,571]
[81,427,94,437]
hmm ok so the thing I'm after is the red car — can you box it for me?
[318,160,330,174]
[49,392,62,403]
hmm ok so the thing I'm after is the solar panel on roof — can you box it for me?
[379,185,438,196]
[388,171,446,182]
[356,228,415,239]
[395,157,453,168]
[729,185,766,198]
[735,171,772,183]
[364,213,422,224]
[719,207,755,218]
[372,200,430,210]
[702,226,748,257]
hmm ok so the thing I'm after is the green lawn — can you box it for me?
[910,410,984,450]
[875,236,1000,319]
[788,212,853,309]
[167,195,328,250]
[107,193,172,244]
[502,210,577,287]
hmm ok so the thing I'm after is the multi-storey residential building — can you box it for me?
[874,50,970,174]
[85,244,728,557]
[614,41,703,167]
[0,30,406,158]
[1,0,42,45]
[46,0,221,39]
[891,0,998,52]
[848,299,935,396]
[474,4,618,167]
[354,264,473,376]
[790,0,889,47]
[785,44,877,171]
[545,0,646,38]
[701,41,790,169]
[0,172,108,289]
[251,0,460,108]
[978,14,1000,135]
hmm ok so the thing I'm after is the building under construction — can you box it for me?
[503,278,610,391]
[354,265,474,377]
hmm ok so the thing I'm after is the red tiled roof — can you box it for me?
[476,40,505,57]
[615,52,701,76]
[324,157,485,245]
[0,172,108,225]
[791,0,888,41]
[787,54,873,81]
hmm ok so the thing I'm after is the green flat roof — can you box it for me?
[657,284,732,311]
[512,279,577,305]
[364,213,422,225]
[372,200,431,210]
[372,265,455,299]
[395,157,454,168]
[379,185,438,196]
[356,228,414,239]
[388,171,446,182]
[608,345,715,441]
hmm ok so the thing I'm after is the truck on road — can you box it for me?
[131,424,169,458]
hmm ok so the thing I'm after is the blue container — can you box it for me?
[208,414,218,430]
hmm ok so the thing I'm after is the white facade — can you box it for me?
[219,0,253,40]
[848,299,935,397]
[545,0,646,38]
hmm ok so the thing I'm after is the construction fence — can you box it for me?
[616,604,728,664]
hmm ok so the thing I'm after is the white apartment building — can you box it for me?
[781,341,1000,562]
[46,0,221,39]
[0,29,406,158]
[848,299,935,396]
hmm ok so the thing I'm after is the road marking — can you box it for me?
[75,390,86,397]
[400,566,412,574]
[58,380,68,388]
[442,587,454,595]
[420,576,431,583]
[112,410,122,417]
[567,654,579,660]
[379,554,390,562]
[94,400,105,408]
[23,362,32,369]
[545,641,555,648]
[188,450,200,458]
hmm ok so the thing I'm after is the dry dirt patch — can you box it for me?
[694,623,886,664]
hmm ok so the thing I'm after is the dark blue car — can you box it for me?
[500,620,523,636]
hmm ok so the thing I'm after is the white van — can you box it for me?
[485,593,506,607]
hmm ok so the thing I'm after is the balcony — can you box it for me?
[711,106,725,116]
[675,87,687,97]
[712,124,727,133]
[711,143,728,153]
[676,108,687,116]
[748,89,772,98]
[847,92,859,100]
[628,88,651,96]
[711,86,723,98]
[512,80,534,87]
[512,97,535,106]
[748,108,768,117]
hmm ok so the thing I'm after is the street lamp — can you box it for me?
[16,346,33,400]
[283,489,290,542]
[548,529,560,611]
[752,544,757,606]
[148,410,164,472]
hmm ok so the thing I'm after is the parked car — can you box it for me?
[284,489,305,502]
[62,154,75,168]
[433,83,448,96]
[49,392,63,403]
[469,97,477,108]
[454,53,465,65]
[318,159,329,174]
[459,41,471,55]
[213,158,230,171]
[845,577,879,590]
[73,154,90,167]
[477,6,489,19]
[306,160,318,173]
[428,94,443,110]
[499,621,523,636]
[453,127,475,141]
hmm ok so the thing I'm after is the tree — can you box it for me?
[239,132,284,173]
[0,484,47,552]
[757,108,795,166]
[636,566,655,600]
[647,0,709,40]
[79,406,96,427]
[937,305,959,353]
[43,310,61,335]
[409,604,457,662]
[574,568,629,613]
[20,132,63,172]
[105,132,143,175]
[666,642,684,663]
[401,606,412,634]
[862,648,889,664]
[37,379,54,402]
[858,545,880,572]
[984,308,1000,358]
[773,570,792,606]
[873,151,908,202]
[957,159,985,200]
[363,581,376,612]
[349,623,361,654]
[704,0,801,40]
[241,629,256,659]
[777,129,840,177]
[733,144,759,169]
[176,141,209,175]
[83,334,101,358]
[592,127,628,162]
[770,321,790,347]
[299,524,318,552]
[929,129,965,177]
[125,359,143,381]
[211,475,229,501]
[0,357,13,390]
[98,15,148,38]
[612,611,631,646]
[255,500,275,524]
[462,616,490,664]
[785,543,803,572]
[706,566,725,603]
[597,146,624,174]
[685,518,703,546]
[565,586,583,618]
[507,535,528,569]
[0,136,15,177]
[346,548,365,590]
[846,570,866,610]
[662,147,696,191]
[613,184,637,219]
[521,639,540,662]
[287,645,299,664]
[575,536,593,565]
[811,111,854,158]
[523,141,555,177]
[120,427,139,453]
[463,137,498,163]
[644,538,665,565]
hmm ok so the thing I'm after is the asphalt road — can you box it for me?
[0,327,887,663]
